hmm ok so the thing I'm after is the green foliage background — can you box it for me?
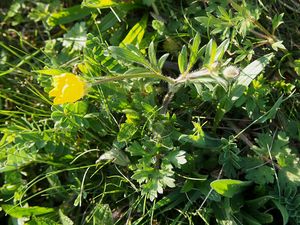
[1,0,300,224]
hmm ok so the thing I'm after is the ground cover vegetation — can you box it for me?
[1,0,300,224]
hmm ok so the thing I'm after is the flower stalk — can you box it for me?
[92,72,176,86]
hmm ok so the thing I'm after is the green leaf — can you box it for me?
[280,167,300,185]
[165,150,187,168]
[294,59,300,75]
[272,13,284,31]
[210,179,251,198]
[62,22,87,52]
[241,212,264,225]
[5,1,22,19]
[109,45,150,68]
[82,0,133,8]
[47,5,92,27]
[271,41,286,51]
[117,122,138,142]
[252,211,273,224]
[272,200,289,225]
[188,33,201,70]
[245,166,275,185]
[66,101,89,115]
[257,95,284,123]
[180,180,194,193]
[59,209,74,225]
[27,217,59,225]
[35,69,66,76]
[86,204,113,225]
[218,6,230,20]
[215,39,229,62]
[99,10,126,32]
[1,204,54,218]
[204,39,217,67]
[152,19,165,35]
[0,147,37,173]
[143,0,155,6]
[98,148,130,166]
[158,53,169,69]
[246,196,274,209]
[215,53,274,125]
[51,111,64,122]
[126,141,145,156]
[231,53,274,101]
[178,45,188,74]
[148,41,157,68]
[120,15,148,47]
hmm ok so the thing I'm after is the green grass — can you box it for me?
[1,0,300,224]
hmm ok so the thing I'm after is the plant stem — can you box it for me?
[92,72,175,86]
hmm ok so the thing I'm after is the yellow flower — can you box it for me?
[49,73,88,105]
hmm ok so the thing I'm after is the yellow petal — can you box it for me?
[49,73,88,105]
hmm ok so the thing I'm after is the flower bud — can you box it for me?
[222,65,240,79]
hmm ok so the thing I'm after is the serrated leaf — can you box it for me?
[272,13,284,31]
[210,179,251,198]
[245,166,275,185]
[126,141,144,156]
[165,150,187,168]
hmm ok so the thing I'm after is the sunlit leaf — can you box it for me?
[1,205,54,218]
[210,179,251,198]
[82,0,133,8]
[47,5,92,27]
[120,15,148,47]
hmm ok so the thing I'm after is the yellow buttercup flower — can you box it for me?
[49,73,88,105]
